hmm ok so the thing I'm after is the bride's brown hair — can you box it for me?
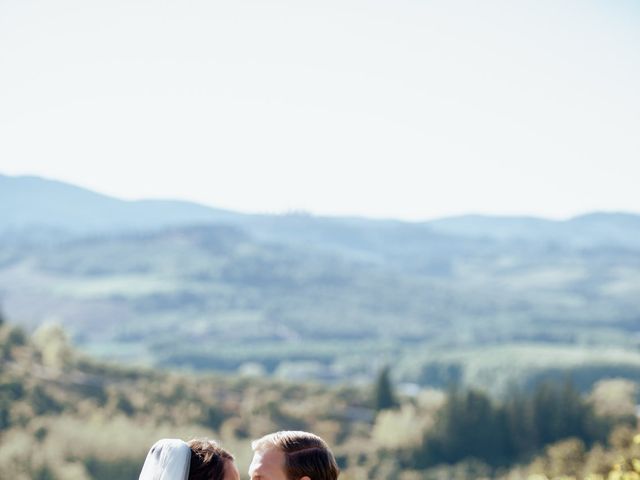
[187,439,234,480]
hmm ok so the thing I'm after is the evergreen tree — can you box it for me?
[503,385,538,457]
[424,387,506,465]
[374,366,397,411]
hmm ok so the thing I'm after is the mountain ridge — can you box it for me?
[3,173,640,252]
[2,172,638,227]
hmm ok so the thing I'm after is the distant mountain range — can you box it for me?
[3,173,640,251]
[0,174,238,234]
[2,173,640,391]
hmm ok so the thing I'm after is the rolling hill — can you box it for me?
[2,173,640,391]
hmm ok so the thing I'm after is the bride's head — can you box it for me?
[188,439,240,480]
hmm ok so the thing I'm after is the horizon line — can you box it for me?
[3,171,639,224]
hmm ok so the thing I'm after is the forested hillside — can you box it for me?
[2,175,640,393]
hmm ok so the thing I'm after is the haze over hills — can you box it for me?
[0,174,238,234]
[3,174,640,249]
[2,173,640,391]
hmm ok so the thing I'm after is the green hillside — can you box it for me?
[2,174,640,391]
[2,220,640,392]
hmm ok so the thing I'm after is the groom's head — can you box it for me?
[249,431,339,480]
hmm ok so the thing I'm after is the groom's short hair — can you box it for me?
[187,438,233,480]
[252,431,339,480]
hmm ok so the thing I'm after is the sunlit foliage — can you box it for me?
[1,322,637,479]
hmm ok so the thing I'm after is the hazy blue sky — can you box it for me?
[1,0,639,220]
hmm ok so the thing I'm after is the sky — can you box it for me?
[1,0,639,221]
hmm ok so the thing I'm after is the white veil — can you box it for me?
[139,438,191,480]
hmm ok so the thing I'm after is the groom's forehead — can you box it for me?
[249,448,285,475]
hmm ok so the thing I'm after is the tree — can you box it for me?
[422,387,506,465]
[374,366,397,411]
[32,323,73,370]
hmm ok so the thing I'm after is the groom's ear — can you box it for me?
[299,477,311,480]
